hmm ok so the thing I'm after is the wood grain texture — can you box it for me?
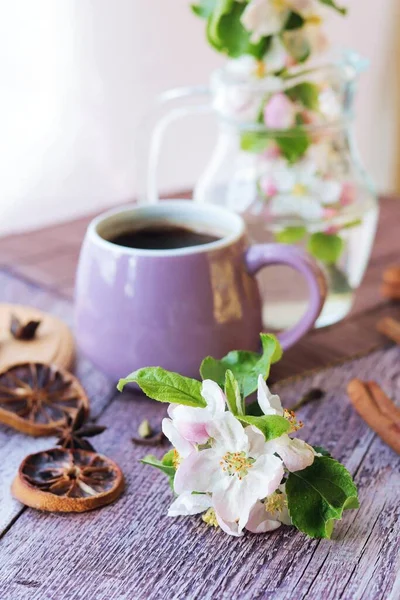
[0,272,115,535]
[0,343,398,600]
[0,197,399,598]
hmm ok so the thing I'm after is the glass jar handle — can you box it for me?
[136,86,212,204]
[245,244,328,349]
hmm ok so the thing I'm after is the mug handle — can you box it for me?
[245,244,327,350]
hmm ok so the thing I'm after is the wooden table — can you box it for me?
[0,196,399,599]
[1,196,400,379]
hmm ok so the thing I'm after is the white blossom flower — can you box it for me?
[259,157,342,220]
[257,376,315,472]
[163,379,226,445]
[174,412,284,534]
[264,92,297,129]
[241,0,322,44]
[168,491,284,537]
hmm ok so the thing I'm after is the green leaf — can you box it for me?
[284,11,305,30]
[141,453,176,490]
[240,131,270,153]
[200,333,282,398]
[191,0,217,19]
[282,30,311,64]
[275,129,310,163]
[141,454,176,478]
[312,445,332,457]
[286,82,320,111]
[319,0,347,15]
[224,370,244,416]
[275,226,307,244]
[341,218,362,230]
[286,456,359,539]
[118,367,206,408]
[239,414,291,441]
[307,232,344,265]
[161,449,176,467]
[208,1,269,59]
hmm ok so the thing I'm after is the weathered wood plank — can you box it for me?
[0,270,114,535]
[0,345,398,600]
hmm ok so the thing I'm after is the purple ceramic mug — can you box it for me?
[75,201,327,380]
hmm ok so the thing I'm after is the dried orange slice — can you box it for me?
[12,448,124,512]
[0,362,89,436]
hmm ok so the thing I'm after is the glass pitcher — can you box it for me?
[139,51,378,330]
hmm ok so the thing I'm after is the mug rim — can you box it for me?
[87,200,246,257]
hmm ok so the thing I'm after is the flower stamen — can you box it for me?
[172,449,181,469]
[220,451,255,479]
[284,409,303,432]
[202,508,219,528]
[265,491,287,514]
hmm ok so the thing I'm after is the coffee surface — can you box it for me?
[109,225,221,250]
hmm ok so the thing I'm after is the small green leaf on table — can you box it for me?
[286,456,359,539]
[141,453,176,489]
[307,232,344,264]
[200,333,282,398]
[275,226,307,244]
[141,454,176,478]
[286,82,320,111]
[239,414,291,441]
[118,367,206,408]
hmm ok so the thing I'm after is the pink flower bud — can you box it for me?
[340,182,356,206]
[324,225,339,235]
[323,207,338,220]
[264,93,296,130]
[260,176,278,197]
[263,144,281,160]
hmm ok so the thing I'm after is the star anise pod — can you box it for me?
[12,448,124,512]
[10,314,41,340]
[0,362,89,436]
[56,404,106,451]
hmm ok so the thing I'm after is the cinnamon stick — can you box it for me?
[347,379,400,454]
[366,381,400,422]
[381,282,400,300]
[376,316,400,344]
[382,265,400,285]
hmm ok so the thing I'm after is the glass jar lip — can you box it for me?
[211,49,368,92]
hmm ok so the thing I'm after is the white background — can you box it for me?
[0,0,399,235]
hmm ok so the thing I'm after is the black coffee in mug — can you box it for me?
[109,224,221,250]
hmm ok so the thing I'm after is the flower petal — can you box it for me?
[162,418,194,458]
[265,434,315,472]
[168,492,212,517]
[173,448,221,495]
[246,453,285,500]
[257,375,283,416]
[212,476,254,532]
[215,513,243,537]
[168,405,210,444]
[206,412,248,453]
[245,425,267,458]
[201,380,226,416]
[241,0,287,42]
[245,501,281,533]
[264,92,296,130]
